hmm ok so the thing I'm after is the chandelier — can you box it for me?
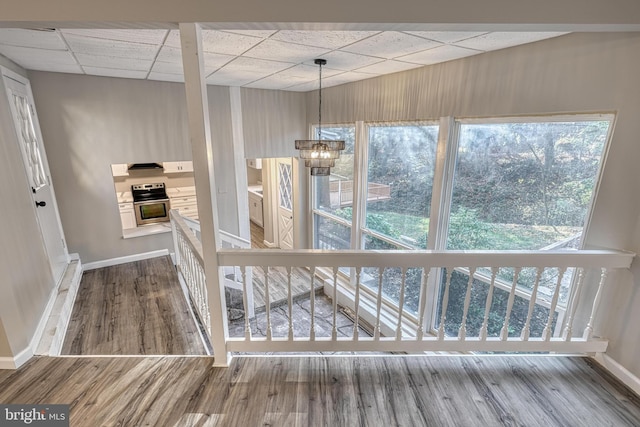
[295,59,345,176]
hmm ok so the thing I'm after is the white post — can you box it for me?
[583,268,608,341]
[500,267,521,341]
[458,267,476,340]
[179,23,230,366]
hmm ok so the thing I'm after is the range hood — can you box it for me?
[127,162,164,171]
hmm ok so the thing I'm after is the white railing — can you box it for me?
[215,249,633,354]
[170,211,210,334]
[171,210,255,335]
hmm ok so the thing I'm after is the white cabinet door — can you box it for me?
[119,203,136,229]
[110,163,129,176]
[164,161,193,173]
[248,193,263,226]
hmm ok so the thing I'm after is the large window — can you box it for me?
[310,115,613,332]
[313,126,355,250]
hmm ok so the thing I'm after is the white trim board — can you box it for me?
[83,249,170,271]
[0,346,32,370]
[593,353,640,396]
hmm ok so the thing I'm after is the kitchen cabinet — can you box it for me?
[163,161,194,173]
[111,163,129,177]
[247,159,262,169]
[248,191,263,226]
[118,202,136,229]
[169,190,198,220]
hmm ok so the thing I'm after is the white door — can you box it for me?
[277,158,294,249]
[2,69,69,285]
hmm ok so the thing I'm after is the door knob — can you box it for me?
[35,201,46,207]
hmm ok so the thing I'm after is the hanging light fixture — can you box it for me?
[295,59,345,176]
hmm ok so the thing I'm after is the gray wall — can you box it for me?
[0,56,55,359]
[29,73,194,263]
[312,32,640,376]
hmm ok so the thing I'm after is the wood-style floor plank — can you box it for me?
[61,256,206,355]
[1,355,638,426]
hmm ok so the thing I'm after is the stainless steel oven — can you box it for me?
[132,183,170,226]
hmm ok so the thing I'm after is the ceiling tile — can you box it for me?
[271,63,342,80]
[206,68,264,86]
[303,50,383,71]
[150,61,183,75]
[321,71,377,87]
[398,45,481,65]
[218,56,293,75]
[63,34,160,60]
[155,45,181,63]
[404,31,488,44]
[355,60,423,75]
[270,31,379,49]
[243,39,329,63]
[454,32,569,51]
[82,66,148,79]
[165,30,264,56]
[60,29,168,45]
[244,73,311,90]
[0,45,78,68]
[340,31,442,59]
[75,53,152,71]
[148,72,185,83]
[221,29,278,38]
[0,29,66,50]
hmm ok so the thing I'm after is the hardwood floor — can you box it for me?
[0,355,638,426]
[250,221,267,248]
[61,256,207,355]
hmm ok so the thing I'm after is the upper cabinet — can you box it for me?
[111,163,129,177]
[163,161,193,173]
[247,159,262,169]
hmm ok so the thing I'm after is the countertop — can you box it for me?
[116,191,133,203]
[166,186,196,198]
[248,185,263,198]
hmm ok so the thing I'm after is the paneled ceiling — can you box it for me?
[0,28,567,91]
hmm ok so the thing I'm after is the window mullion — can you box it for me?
[351,120,367,250]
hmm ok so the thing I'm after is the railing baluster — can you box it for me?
[542,267,566,341]
[479,267,498,340]
[458,267,476,340]
[240,266,251,340]
[331,266,339,340]
[583,268,608,341]
[521,268,543,341]
[353,267,362,341]
[417,267,432,340]
[287,266,293,341]
[437,268,453,340]
[396,268,407,341]
[500,267,522,341]
[264,266,272,340]
[374,267,384,340]
[310,266,316,341]
[562,268,585,341]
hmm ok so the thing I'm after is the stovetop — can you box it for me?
[132,183,168,202]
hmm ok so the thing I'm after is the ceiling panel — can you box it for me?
[243,39,330,63]
[270,30,379,49]
[399,45,481,65]
[340,31,442,59]
[0,28,570,90]
[60,29,168,45]
[0,28,66,50]
[454,32,569,51]
[63,34,161,60]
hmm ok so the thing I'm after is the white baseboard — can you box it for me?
[594,353,640,396]
[0,346,32,370]
[83,249,170,271]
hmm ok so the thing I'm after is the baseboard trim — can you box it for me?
[262,240,277,248]
[83,249,170,271]
[0,346,33,370]
[594,353,640,396]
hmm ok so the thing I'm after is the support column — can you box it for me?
[179,23,230,366]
